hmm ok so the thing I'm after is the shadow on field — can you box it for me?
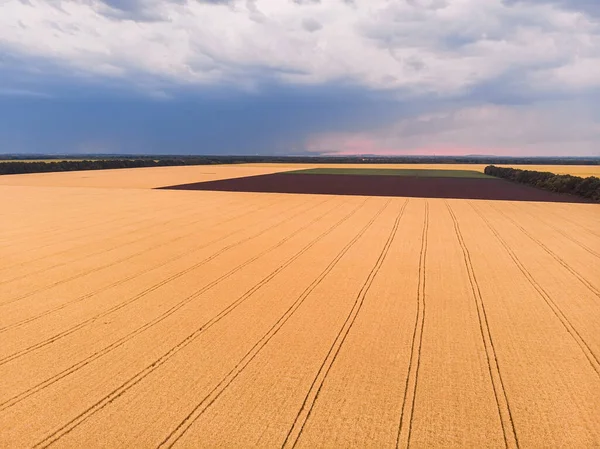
[159,173,593,203]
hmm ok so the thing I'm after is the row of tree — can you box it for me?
[0,158,230,175]
[484,165,600,202]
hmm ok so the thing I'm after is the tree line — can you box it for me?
[484,165,600,202]
[0,158,231,175]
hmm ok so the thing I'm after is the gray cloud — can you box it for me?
[96,0,232,21]
[406,0,448,10]
[292,0,321,5]
[94,0,179,21]
[302,17,322,32]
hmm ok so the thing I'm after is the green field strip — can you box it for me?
[284,168,492,178]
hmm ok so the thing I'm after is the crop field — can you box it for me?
[250,163,600,178]
[0,163,598,190]
[283,168,492,178]
[0,164,599,448]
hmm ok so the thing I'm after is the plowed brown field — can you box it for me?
[1,164,599,448]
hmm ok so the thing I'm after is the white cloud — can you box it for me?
[0,0,599,95]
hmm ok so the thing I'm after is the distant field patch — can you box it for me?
[286,168,491,178]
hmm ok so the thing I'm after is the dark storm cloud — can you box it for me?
[0,80,407,155]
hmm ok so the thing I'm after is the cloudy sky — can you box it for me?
[1,0,599,156]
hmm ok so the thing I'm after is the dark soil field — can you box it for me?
[160,172,591,203]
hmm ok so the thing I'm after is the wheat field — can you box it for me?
[0,163,597,190]
[0,164,599,448]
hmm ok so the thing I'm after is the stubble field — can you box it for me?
[0,164,599,448]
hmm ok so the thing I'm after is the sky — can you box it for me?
[1,0,599,157]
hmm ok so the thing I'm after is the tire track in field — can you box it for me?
[0,195,195,256]
[530,204,600,239]
[470,202,600,377]
[0,197,322,366]
[394,201,428,449]
[564,217,600,239]
[0,201,258,307]
[0,196,245,286]
[31,199,375,449]
[0,197,281,333]
[0,199,182,253]
[2,197,352,415]
[0,196,305,308]
[0,203,146,247]
[0,193,245,272]
[503,203,600,260]
[0,195,268,302]
[283,199,409,449]
[492,205,600,300]
[0,191,229,255]
[446,202,519,449]
[0,192,148,236]
[154,200,390,449]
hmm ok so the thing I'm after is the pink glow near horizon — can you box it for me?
[306,133,520,157]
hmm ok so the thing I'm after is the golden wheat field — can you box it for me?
[0,164,599,448]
